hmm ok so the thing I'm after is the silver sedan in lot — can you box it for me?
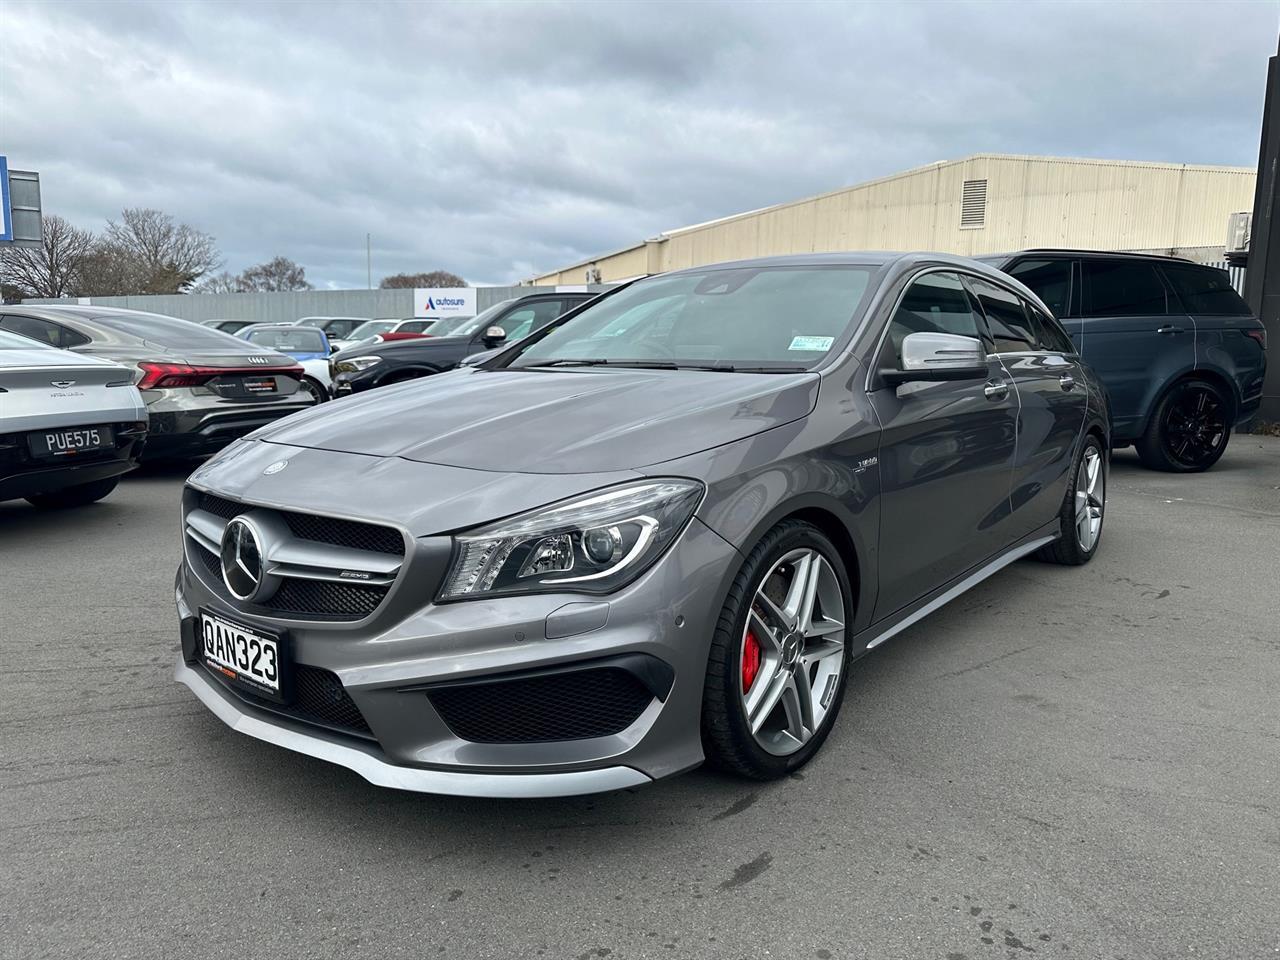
[173,252,1109,798]
[0,329,147,507]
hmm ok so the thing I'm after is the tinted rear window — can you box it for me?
[89,311,243,348]
[1081,260,1168,316]
[245,328,327,351]
[1162,264,1250,316]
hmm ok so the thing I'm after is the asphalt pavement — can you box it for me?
[2,438,1278,960]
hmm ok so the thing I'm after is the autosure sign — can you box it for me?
[412,287,476,318]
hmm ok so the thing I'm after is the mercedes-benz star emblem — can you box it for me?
[220,517,264,601]
[263,459,289,476]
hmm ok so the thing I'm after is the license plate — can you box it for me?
[242,376,278,394]
[200,610,285,699]
[28,425,115,458]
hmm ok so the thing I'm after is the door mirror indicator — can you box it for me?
[883,332,988,385]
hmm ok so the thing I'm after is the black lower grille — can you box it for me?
[428,667,654,743]
[212,663,372,739]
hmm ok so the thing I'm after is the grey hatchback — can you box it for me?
[174,253,1109,797]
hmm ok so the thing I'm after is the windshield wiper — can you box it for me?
[522,359,680,370]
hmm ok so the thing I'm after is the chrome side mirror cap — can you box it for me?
[883,332,987,385]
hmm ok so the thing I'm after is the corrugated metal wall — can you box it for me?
[21,285,610,324]
[532,154,1257,284]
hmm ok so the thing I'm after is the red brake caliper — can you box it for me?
[742,629,762,691]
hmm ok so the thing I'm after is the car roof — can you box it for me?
[978,248,1199,265]
[657,251,1029,287]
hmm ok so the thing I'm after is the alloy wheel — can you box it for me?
[1075,445,1104,551]
[740,548,846,757]
[1162,385,1227,468]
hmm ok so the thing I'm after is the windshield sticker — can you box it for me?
[788,335,834,352]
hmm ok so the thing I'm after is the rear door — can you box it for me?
[966,277,1088,538]
[1071,257,1189,441]
[867,270,1019,620]
[1160,262,1266,421]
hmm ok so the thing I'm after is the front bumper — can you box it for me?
[175,659,651,797]
[174,495,738,796]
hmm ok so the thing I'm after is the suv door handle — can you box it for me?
[1156,325,1183,335]
[983,380,1009,401]
[1059,374,1076,391]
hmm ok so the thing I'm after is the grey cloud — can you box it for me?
[2,0,1274,287]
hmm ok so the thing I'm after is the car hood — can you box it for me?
[251,366,821,473]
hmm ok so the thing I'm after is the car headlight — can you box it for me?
[332,355,382,375]
[438,479,704,601]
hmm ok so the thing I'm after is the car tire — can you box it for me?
[25,476,120,509]
[1135,378,1231,472]
[300,376,329,402]
[1036,434,1106,566]
[701,519,853,780]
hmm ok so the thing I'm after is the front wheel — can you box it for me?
[1135,379,1231,472]
[25,476,120,509]
[702,520,853,780]
[1037,434,1105,565]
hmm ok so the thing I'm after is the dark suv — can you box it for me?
[982,251,1266,471]
[329,291,596,395]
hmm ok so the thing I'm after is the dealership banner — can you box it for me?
[412,287,476,318]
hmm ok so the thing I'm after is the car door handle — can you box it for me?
[983,380,1009,401]
[1059,374,1076,391]
[1156,325,1183,335]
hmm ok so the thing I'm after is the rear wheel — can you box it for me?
[299,376,329,402]
[1136,379,1231,472]
[25,476,120,509]
[1037,434,1105,565]
[702,520,853,779]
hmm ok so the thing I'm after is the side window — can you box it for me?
[882,272,983,369]
[498,300,564,339]
[1161,264,1250,316]
[1081,260,1167,316]
[0,314,76,348]
[1005,259,1072,318]
[1026,301,1076,354]
[968,278,1038,352]
[398,321,428,333]
[328,320,360,339]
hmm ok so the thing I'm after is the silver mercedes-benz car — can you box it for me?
[0,329,147,507]
[174,253,1109,797]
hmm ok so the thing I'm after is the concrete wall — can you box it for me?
[531,154,1258,284]
[22,285,615,324]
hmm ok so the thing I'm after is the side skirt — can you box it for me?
[858,531,1058,653]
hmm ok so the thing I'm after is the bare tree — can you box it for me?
[380,270,466,289]
[195,271,243,294]
[237,256,313,292]
[103,208,221,293]
[76,240,148,297]
[0,215,94,299]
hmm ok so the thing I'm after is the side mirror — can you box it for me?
[882,332,987,385]
[481,325,507,347]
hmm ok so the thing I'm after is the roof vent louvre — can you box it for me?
[960,179,988,228]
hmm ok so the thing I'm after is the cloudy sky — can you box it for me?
[2,0,1276,287]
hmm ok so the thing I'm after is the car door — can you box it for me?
[966,276,1088,539]
[1071,257,1190,442]
[866,270,1019,620]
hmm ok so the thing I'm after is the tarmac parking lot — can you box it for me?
[2,438,1278,960]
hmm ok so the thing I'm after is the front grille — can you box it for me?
[211,663,372,739]
[428,667,654,744]
[189,489,402,620]
[198,492,404,556]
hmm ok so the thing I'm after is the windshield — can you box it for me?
[513,266,874,369]
[348,320,396,340]
[244,327,327,352]
[435,299,516,338]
